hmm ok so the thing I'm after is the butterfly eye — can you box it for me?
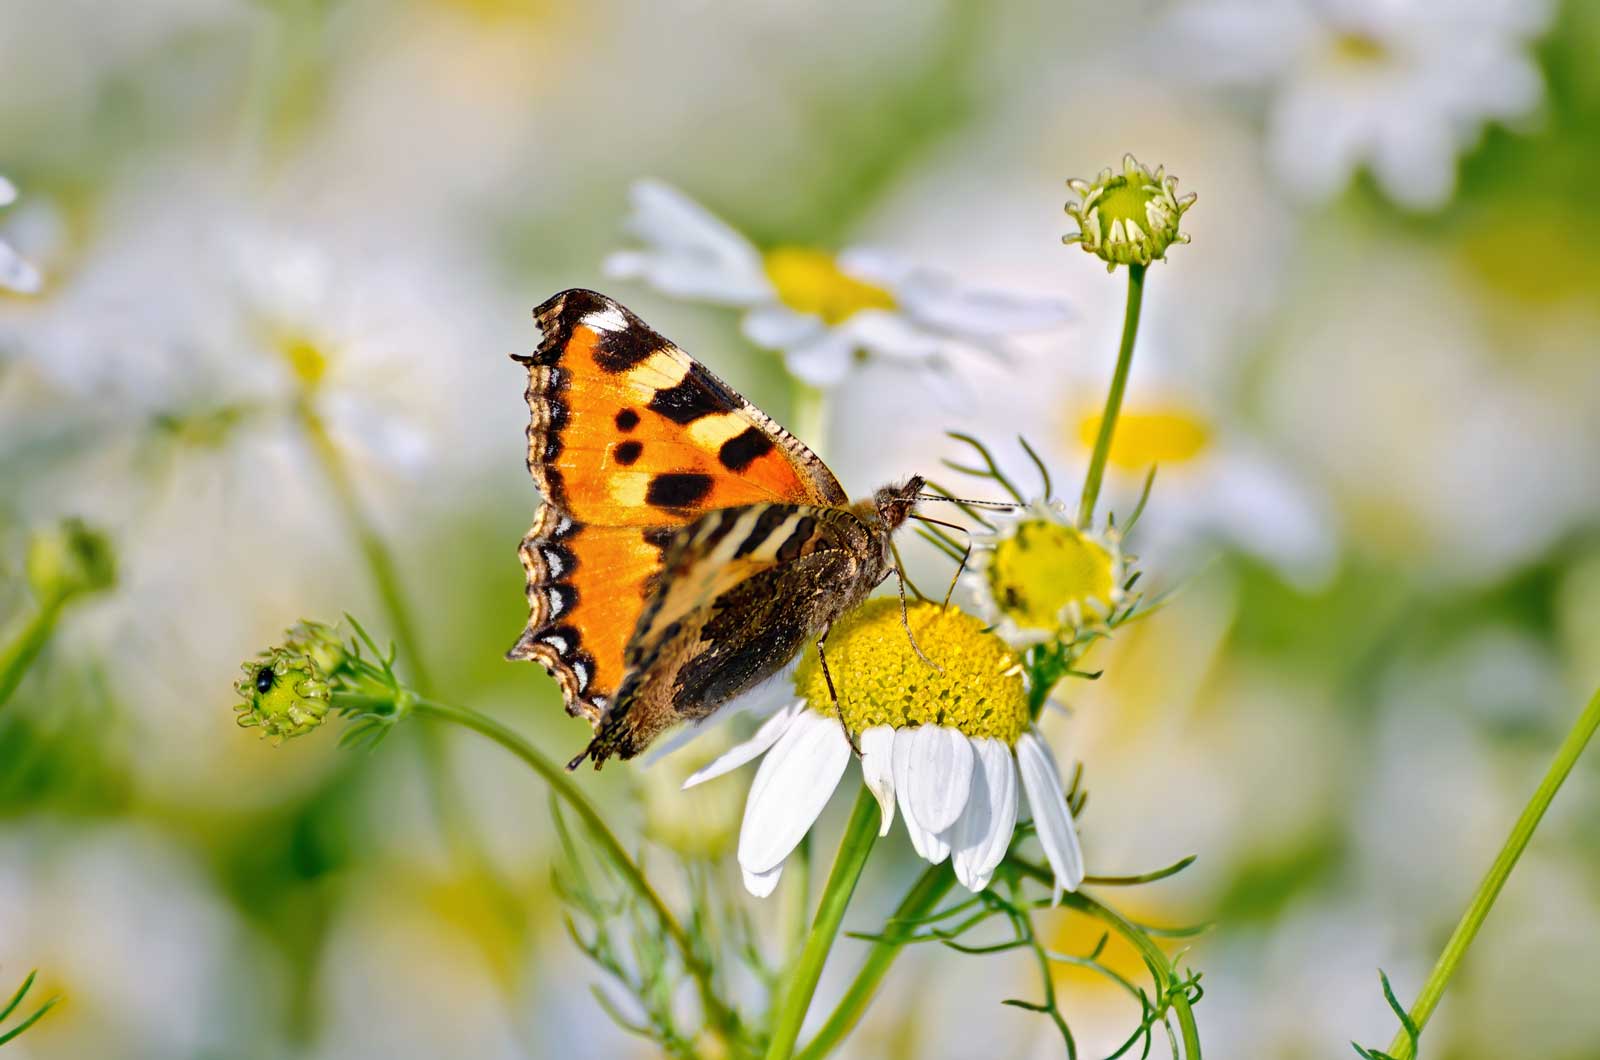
[255,666,275,695]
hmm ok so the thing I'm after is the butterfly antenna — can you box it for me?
[915,493,1020,511]
[910,513,974,608]
[888,539,943,673]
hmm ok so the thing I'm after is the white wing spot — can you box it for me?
[542,549,566,578]
[546,587,567,617]
[584,305,629,333]
[572,660,591,691]
[541,633,570,655]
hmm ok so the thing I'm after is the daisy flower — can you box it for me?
[963,498,1129,648]
[1167,0,1553,209]
[0,175,42,295]
[682,599,1086,899]
[603,179,1071,388]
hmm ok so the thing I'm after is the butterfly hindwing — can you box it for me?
[579,502,881,766]
[511,289,847,725]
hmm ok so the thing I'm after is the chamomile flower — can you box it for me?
[0,175,42,295]
[683,599,1086,898]
[1167,0,1553,209]
[964,499,1128,647]
[603,180,1070,388]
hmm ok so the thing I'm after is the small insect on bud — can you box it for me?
[1064,154,1196,271]
[233,627,342,742]
[24,518,116,606]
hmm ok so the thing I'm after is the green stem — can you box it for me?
[1010,857,1202,1058]
[1382,685,1600,1059]
[1075,262,1146,529]
[298,404,432,691]
[401,697,742,1043]
[791,381,829,458]
[796,863,956,1060]
[765,787,881,1060]
[0,594,65,711]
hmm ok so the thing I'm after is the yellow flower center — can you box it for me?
[794,599,1027,744]
[278,333,331,389]
[1332,31,1387,64]
[1075,406,1212,470]
[987,519,1115,632]
[763,247,896,326]
[234,648,331,741]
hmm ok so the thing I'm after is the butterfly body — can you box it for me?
[509,289,920,769]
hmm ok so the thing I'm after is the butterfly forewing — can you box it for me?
[511,289,848,725]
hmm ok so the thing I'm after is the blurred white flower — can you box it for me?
[0,176,43,294]
[603,179,1070,387]
[1052,349,1338,589]
[680,600,1084,899]
[0,826,264,1060]
[1169,0,1553,209]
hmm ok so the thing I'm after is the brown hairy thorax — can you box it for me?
[853,475,926,533]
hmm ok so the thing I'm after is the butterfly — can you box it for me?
[508,288,938,770]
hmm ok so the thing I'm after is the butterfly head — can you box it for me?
[869,475,927,532]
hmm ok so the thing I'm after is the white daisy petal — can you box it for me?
[607,180,774,304]
[839,309,940,364]
[907,724,974,834]
[737,711,852,876]
[1016,731,1085,897]
[741,305,823,349]
[0,241,42,295]
[782,330,856,388]
[858,726,897,836]
[682,701,804,789]
[950,738,1018,892]
[893,730,949,863]
[742,862,783,898]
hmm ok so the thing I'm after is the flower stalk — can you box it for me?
[0,596,64,711]
[765,787,881,1060]
[795,863,956,1060]
[1375,685,1600,1059]
[1076,262,1146,529]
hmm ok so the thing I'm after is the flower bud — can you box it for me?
[1064,155,1196,271]
[24,518,116,606]
[233,637,337,742]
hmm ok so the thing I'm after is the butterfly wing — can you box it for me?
[509,289,847,724]
[579,502,877,767]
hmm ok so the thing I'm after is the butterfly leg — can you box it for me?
[893,559,944,674]
[814,632,862,757]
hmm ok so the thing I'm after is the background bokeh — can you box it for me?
[3,1,1599,1057]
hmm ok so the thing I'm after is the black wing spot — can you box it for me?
[719,427,775,472]
[614,440,643,466]
[593,330,660,373]
[615,408,640,431]
[647,371,738,424]
[646,472,715,508]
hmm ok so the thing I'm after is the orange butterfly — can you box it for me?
[508,289,930,770]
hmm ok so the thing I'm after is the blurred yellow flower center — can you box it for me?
[794,599,1027,744]
[1333,31,1387,64]
[763,247,896,325]
[987,519,1115,631]
[279,334,330,388]
[1075,407,1212,470]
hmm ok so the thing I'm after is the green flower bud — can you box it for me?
[1064,155,1196,271]
[281,620,346,678]
[233,637,336,742]
[24,518,116,605]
